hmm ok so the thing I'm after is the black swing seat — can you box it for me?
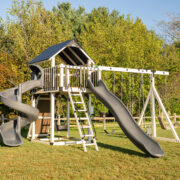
[54,121,68,131]
[104,128,116,134]
[56,125,68,131]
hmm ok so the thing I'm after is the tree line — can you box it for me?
[0,0,179,115]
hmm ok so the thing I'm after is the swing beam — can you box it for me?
[95,65,179,142]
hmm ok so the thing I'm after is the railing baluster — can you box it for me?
[51,67,53,90]
[53,67,55,90]
[53,67,54,90]
[49,68,51,91]
[42,65,99,91]
[83,68,85,88]
[54,67,56,90]
[52,67,54,90]
[47,68,48,90]
[55,67,57,90]
[48,68,49,91]
[55,66,58,90]
[50,67,52,90]
[45,68,47,91]
[43,69,45,90]
[46,68,48,91]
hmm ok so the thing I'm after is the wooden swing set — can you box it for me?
[26,39,179,151]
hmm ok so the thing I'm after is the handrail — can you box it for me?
[44,64,169,75]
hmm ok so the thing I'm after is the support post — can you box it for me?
[50,56,55,144]
[50,92,55,144]
[97,68,101,81]
[80,67,82,87]
[51,57,55,89]
[65,67,70,88]
[51,56,55,67]
[60,64,64,88]
[31,95,36,140]
[150,74,156,137]
[67,96,70,138]
[87,59,92,80]
[103,113,106,130]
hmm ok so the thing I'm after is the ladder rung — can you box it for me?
[85,143,95,146]
[84,134,93,137]
[74,102,83,104]
[78,117,88,120]
[68,89,98,152]
[76,110,86,112]
[81,126,90,128]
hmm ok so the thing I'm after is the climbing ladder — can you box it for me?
[68,89,98,152]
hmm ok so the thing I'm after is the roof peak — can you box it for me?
[29,39,94,65]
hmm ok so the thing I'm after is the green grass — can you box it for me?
[0,126,180,180]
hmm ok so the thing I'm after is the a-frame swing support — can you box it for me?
[138,74,180,142]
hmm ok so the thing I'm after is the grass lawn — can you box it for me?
[0,125,180,180]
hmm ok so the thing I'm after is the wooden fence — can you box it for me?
[1,113,180,126]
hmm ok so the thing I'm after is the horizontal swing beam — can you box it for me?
[43,64,169,93]
[97,66,169,76]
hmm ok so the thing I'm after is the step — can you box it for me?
[85,143,95,146]
[84,134,94,137]
[73,102,83,104]
[75,110,86,112]
[68,89,98,152]
[81,126,90,128]
[78,117,88,120]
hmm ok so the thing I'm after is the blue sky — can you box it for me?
[0,0,180,34]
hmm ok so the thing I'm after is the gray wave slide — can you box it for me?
[87,79,164,158]
[0,64,43,146]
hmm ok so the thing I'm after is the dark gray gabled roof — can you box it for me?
[29,39,94,65]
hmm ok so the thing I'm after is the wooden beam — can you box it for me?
[61,51,77,65]
[68,47,85,65]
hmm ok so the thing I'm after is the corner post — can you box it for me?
[60,64,64,89]
[51,57,55,89]
[150,73,156,137]
[97,68,101,81]
[51,56,55,68]
[31,95,36,140]
[50,92,55,144]
[50,57,55,144]
[65,67,70,88]
[87,60,92,80]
